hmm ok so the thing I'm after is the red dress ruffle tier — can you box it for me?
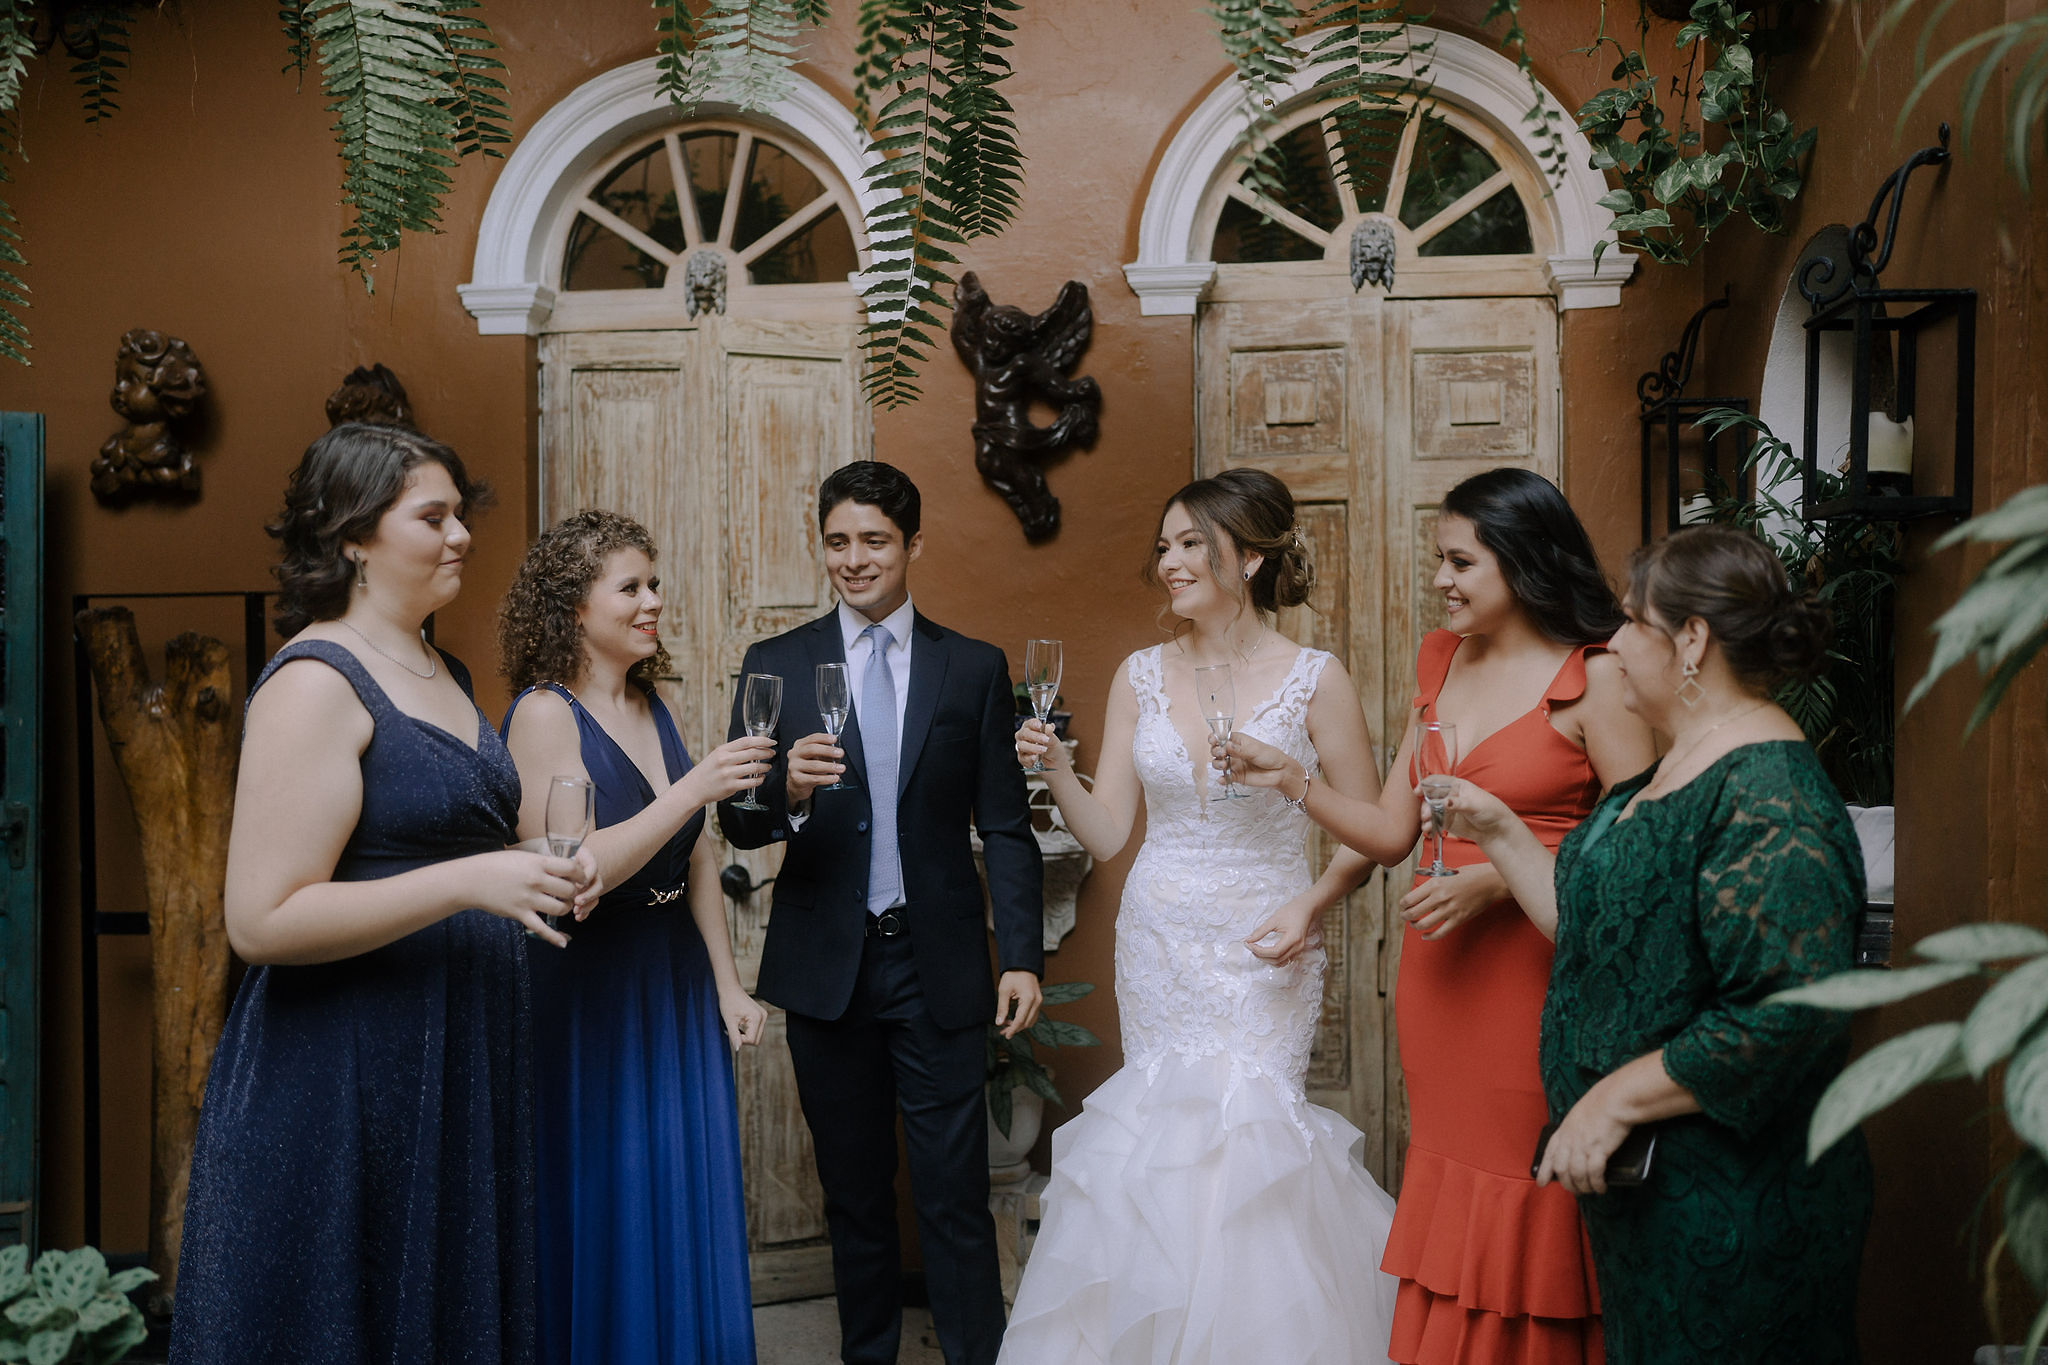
[1382,630,1607,1365]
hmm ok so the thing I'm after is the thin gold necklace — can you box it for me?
[1647,699,1767,794]
[337,618,437,680]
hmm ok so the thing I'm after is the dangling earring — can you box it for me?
[1676,659,1704,708]
[354,555,368,590]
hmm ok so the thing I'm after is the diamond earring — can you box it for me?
[1676,660,1704,708]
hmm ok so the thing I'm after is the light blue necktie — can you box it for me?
[860,623,902,913]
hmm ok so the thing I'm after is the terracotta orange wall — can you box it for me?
[12,6,2032,1355]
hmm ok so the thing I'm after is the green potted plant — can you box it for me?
[1768,483,2048,1351]
[0,1244,156,1363]
[987,981,1101,1175]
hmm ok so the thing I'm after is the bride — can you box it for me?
[1000,468,1403,1364]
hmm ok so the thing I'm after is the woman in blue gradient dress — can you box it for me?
[499,510,776,1365]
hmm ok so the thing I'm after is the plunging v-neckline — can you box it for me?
[1425,638,1579,771]
[558,685,681,797]
[1156,645,1311,791]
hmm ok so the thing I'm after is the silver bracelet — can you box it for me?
[1281,772,1312,812]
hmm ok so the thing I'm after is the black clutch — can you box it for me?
[1530,1120,1658,1187]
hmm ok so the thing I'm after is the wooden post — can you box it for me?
[74,607,236,1301]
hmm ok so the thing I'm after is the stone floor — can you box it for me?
[753,1297,948,1364]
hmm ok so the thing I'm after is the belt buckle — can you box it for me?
[872,908,908,939]
[649,885,685,906]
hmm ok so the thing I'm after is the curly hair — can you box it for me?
[499,510,673,694]
[267,423,491,638]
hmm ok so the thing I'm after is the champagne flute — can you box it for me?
[815,662,851,792]
[1415,720,1460,878]
[1193,663,1250,801]
[1022,639,1063,773]
[543,774,595,929]
[731,673,783,811]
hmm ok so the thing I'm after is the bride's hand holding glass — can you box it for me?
[1218,731,1303,793]
[1015,718,1069,774]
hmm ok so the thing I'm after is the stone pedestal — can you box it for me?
[990,1171,1049,1307]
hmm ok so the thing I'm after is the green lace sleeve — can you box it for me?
[1660,777,1862,1140]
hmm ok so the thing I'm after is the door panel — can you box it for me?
[1197,291,1559,1189]
[0,415,40,1250]
[540,320,866,1301]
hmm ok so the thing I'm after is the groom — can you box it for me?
[720,460,1044,1365]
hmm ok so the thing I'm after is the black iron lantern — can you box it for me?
[1638,286,1748,543]
[1797,125,1975,522]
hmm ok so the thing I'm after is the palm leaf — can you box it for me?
[1881,2,2048,189]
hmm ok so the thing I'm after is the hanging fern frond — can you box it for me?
[700,0,807,112]
[1299,1,1427,201]
[65,2,131,126]
[432,2,509,158]
[0,4,32,366]
[935,0,1022,241]
[281,3,314,84]
[307,0,462,288]
[1879,2,2048,191]
[653,0,701,112]
[1209,0,1302,204]
[854,0,977,408]
[656,0,832,115]
[1480,0,1569,183]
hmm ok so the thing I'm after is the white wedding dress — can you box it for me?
[999,645,1398,1365]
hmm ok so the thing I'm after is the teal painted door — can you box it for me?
[0,414,41,1249]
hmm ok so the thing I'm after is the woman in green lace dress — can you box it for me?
[1434,526,1872,1365]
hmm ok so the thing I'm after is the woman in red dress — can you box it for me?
[1227,468,1655,1365]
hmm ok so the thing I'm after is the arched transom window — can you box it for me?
[548,122,865,325]
[1201,98,1555,274]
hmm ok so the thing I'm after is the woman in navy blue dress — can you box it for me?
[172,425,598,1364]
[499,510,776,1365]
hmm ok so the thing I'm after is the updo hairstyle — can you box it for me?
[1439,468,1623,647]
[1626,525,1832,690]
[268,422,489,638]
[499,510,673,693]
[1144,467,1316,615]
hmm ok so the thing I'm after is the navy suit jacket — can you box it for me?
[717,609,1044,1030]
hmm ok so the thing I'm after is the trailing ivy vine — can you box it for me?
[1573,0,1815,266]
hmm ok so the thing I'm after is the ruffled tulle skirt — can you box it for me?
[998,1049,1399,1365]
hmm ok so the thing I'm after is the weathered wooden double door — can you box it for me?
[539,318,868,1301]
[1196,289,1561,1189]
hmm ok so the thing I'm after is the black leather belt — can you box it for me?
[865,908,908,939]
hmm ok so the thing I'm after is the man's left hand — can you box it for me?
[995,970,1043,1038]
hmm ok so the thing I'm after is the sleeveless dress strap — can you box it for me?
[644,685,693,782]
[250,638,395,719]
[1409,629,1463,714]
[1541,644,1602,713]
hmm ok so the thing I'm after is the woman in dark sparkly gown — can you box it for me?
[498,511,774,1364]
[171,424,597,1365]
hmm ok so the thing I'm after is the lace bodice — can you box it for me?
[1116,645,1332,1109]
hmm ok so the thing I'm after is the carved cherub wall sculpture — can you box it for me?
[90,329,208,505]
[950,272,1101,541]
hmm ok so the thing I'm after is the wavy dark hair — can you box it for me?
[267,423,490,638]
[499,510,673,693]
[1439,468,1623,647]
